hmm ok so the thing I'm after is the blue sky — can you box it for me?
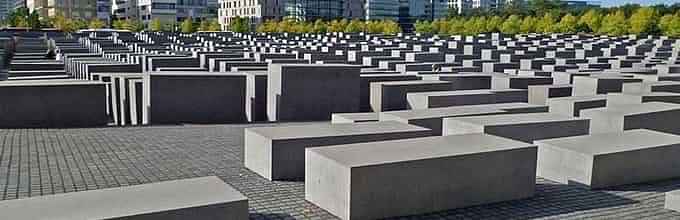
[598,0,680,7]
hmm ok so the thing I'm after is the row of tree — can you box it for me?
[253,19,402,35]
[415,7,680,37]
[1,7,222,33]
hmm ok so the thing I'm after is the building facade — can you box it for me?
[218,0,362,31]
[0,0,11,20]
[448,0,506,14]
[137,0,176,27]
[218,0,285,31]
[27,0,96,19]
[96,0,110,22]
[365,0,398,20]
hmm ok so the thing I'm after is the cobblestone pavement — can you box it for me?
[1,123,680,219]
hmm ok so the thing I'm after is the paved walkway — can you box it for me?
[0,124,679,219]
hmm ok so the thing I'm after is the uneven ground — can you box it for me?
[1,123,680,219]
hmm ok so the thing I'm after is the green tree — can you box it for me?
[257,20,278,33]
[599,10,628,36]
[208,19,221,31]
[500,15,521,35]
[658,14,674,36]
[128,20,144,32]
[629,7,658,35]
[150,18,162,32]
[229,17,249,33]
[365,20,383,33]
[199,19,210,31]
[486,16,503,33]
[345,19,364,33]
[382,20,401,35]
[88,19,105,29]
[579,9,603,33]
[112,19,127,30]
[535,13,558,33]
[520,16,537,33]
[431,19,448,35]
[414,20,433,34]
[327,19,348,32]
[447,17,466,35]
[28,11,40,29]
[181,18,194,33]
[558,14,579,33]
[312,19,327,33]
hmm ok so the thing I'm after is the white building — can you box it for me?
[218,0,285,31]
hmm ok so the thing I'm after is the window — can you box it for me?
[152,2,175,9]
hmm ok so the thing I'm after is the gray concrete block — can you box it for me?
[380,103,548,136]
[528,84,573,105]
[421,74,492,90]
[0,80,108,128]
[370,80,453,112]
[443,113,590,143]
[331,112,380,124]
[607,92,680,106]
[572,76,643,96]
[406,89,527,109]
[143,72,247,124]
[547,95,607,117]
[581,102,680,135]
[360,74,421,112]
[245,121,432,180]
[0,176,248,220]
[246,71,268,122]
[622,81,680,94]
[306,133,536,220]
[268,64,361,121]
[666,190,680,212]
[536,129,680,189]
[491,74,553,90]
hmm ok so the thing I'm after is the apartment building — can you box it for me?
[27,0,96,19]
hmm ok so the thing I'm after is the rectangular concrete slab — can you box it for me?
[666,190,680,212]
[370,80,453,112]
[443,113,590,143]
[536,129,680,188]
[244,121,432,180]
[268,64,361,121]
[581,102,680,134]
[306,133,536,220]
[0,176,248,220]
[547,95,607,117]
[380,103,548,135]
[331,112,380,124]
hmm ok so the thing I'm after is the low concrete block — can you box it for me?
[666,190,680,212]
[245,121,432,180]
[572,76,643,96]
[380,103,548,136]
[528,84,573,105]
[443,112,590,143]
[547,95,607,117]
[360,74,421,112]
[406,89,527,109]
[331,112,380,124]
[306,134,536,220]
[607,92,680,106]
[0,176,248,220]
[581,102,680,134]
[370,80,453,112]
[537,129,680,189]
[0,81,107,128]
